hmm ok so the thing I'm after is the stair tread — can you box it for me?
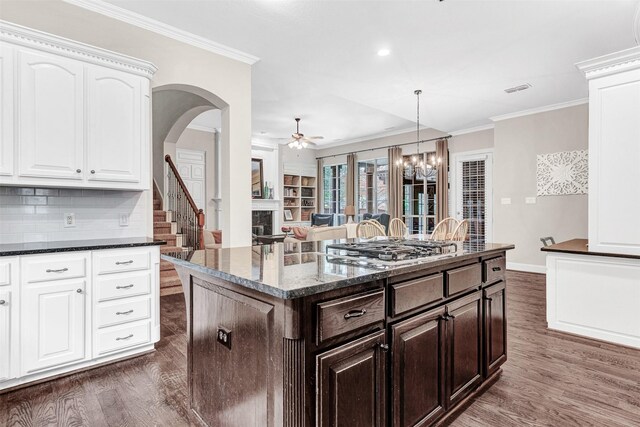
[160,277,181,287]
[154,233,177,239]
[161,246,185,253]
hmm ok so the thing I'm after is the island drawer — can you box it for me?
[484,256,506,284]
[96,271,152,302]
[446,263,482,297]
[316,289,385,343]
[94,250,150,275]
[391,273,444,316]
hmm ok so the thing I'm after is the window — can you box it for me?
[402,152,437,234]
[322,164,347,223]
[357,158,387,219]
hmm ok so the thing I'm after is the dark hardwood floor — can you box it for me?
[1,271,639,426]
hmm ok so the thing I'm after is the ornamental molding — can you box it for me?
[0,20,157,78]
[575,46,640,80]
[536,150,588,196]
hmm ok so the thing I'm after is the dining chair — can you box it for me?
[451,219,469,241]
[388,218,408,238]
[431,217,459,240]
[356,220,386,238]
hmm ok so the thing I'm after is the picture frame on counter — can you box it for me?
[251,158,264,199]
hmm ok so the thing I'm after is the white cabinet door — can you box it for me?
[86,65,142,184]
[0,44,14,176]
[176,148,206,210]
[17,49,84,180]
[0,291,10,382]
[22,279,87,374]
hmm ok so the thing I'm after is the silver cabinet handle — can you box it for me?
[116,310,134,315]
[344,309,367,319]
[115,260,134,265]
[116,334,133,341]
[0,300,5,305]
[90,170,95,174]
[76,289,82,293]
[76,169,81,173]
[46,268,68,273]
[116,284,134,289]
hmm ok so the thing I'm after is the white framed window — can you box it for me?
[322,164,347,224]
[357,158,388,219]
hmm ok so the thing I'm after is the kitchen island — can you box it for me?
[166,238,513,427]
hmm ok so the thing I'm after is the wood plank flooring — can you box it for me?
[1,271,639,426]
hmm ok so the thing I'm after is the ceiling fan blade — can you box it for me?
[306,136,324,140]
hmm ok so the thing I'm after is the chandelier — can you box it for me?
[395,89,441,179]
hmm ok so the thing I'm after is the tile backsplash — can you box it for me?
[0,186,149,244]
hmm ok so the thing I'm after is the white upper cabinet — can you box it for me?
[87,66,142,184]
[18,49,84,180]
[577,47,640,256]
[0,21,156,190]
[0,44,14,176]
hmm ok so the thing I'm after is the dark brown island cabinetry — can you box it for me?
[170,247,511,427]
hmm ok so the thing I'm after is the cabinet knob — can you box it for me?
[76,289,83,294]
[76,169,81,173]
[0,300,5,305]
[378,343,389,352]
[91,170,95,174]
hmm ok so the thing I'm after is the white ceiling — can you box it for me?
[187,109,221,132]
[107,0,640,147]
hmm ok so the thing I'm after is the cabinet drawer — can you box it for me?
[446,263,482,297]
[22,254,87,283]
[392,273,443,316]
[95,251,150,275]
[97,297,151,328]
[97,271,151,302]
[484,256,506,284]
[316,289,385,343]
[96,321,151,355]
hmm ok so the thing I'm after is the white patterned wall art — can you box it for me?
[536,150,588,196]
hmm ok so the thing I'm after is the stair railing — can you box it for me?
[164,155,205,253]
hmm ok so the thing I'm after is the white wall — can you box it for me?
[0,0,253,247]
[493,104,589,269]
[0,187,148,244]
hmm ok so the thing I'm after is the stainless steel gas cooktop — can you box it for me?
[325,239,462,267]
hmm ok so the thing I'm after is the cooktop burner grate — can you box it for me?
[326,239,460,262]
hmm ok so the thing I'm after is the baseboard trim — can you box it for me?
[507,262,546,274]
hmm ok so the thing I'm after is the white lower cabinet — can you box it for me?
[0,246,160,391]
[0,290,11,382]
[21,278,88,374]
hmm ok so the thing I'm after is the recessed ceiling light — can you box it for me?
[377,49,390,57]
[504,83,532,94]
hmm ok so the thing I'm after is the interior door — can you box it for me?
[453,152,493,244]
[176,148,206,213]
[18,48,84,180]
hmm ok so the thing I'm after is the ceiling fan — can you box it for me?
[286,118,323,149]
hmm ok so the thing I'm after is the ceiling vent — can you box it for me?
[504,83,532,94]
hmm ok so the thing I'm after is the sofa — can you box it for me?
[284,225,348,242]
[363,213,390,233]
[203,229,222,249]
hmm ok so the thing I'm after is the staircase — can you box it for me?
[153,195,184,296]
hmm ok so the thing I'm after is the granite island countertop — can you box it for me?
[0,237,166,257]
[541,238,640,260]
[164,237,514,299]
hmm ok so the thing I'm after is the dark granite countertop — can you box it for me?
[164,237,514,299]
[541,238,640,260]
[0,237,165,257]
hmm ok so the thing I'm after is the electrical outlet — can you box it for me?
[500,198,512,205]
[525,197,537,204]
[119,213,130,227]
[64,213,75,228]
[216,327,232,350]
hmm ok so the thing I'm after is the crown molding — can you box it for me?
[449,123,494,137]
[0,19,157,77]
[575,46,640,80]
[490,98,588,122]
[63,0,260,65]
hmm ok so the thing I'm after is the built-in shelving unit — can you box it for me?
[283,164,316,224]
[283,241,316,266]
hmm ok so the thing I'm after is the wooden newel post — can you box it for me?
[197,209,205,250]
